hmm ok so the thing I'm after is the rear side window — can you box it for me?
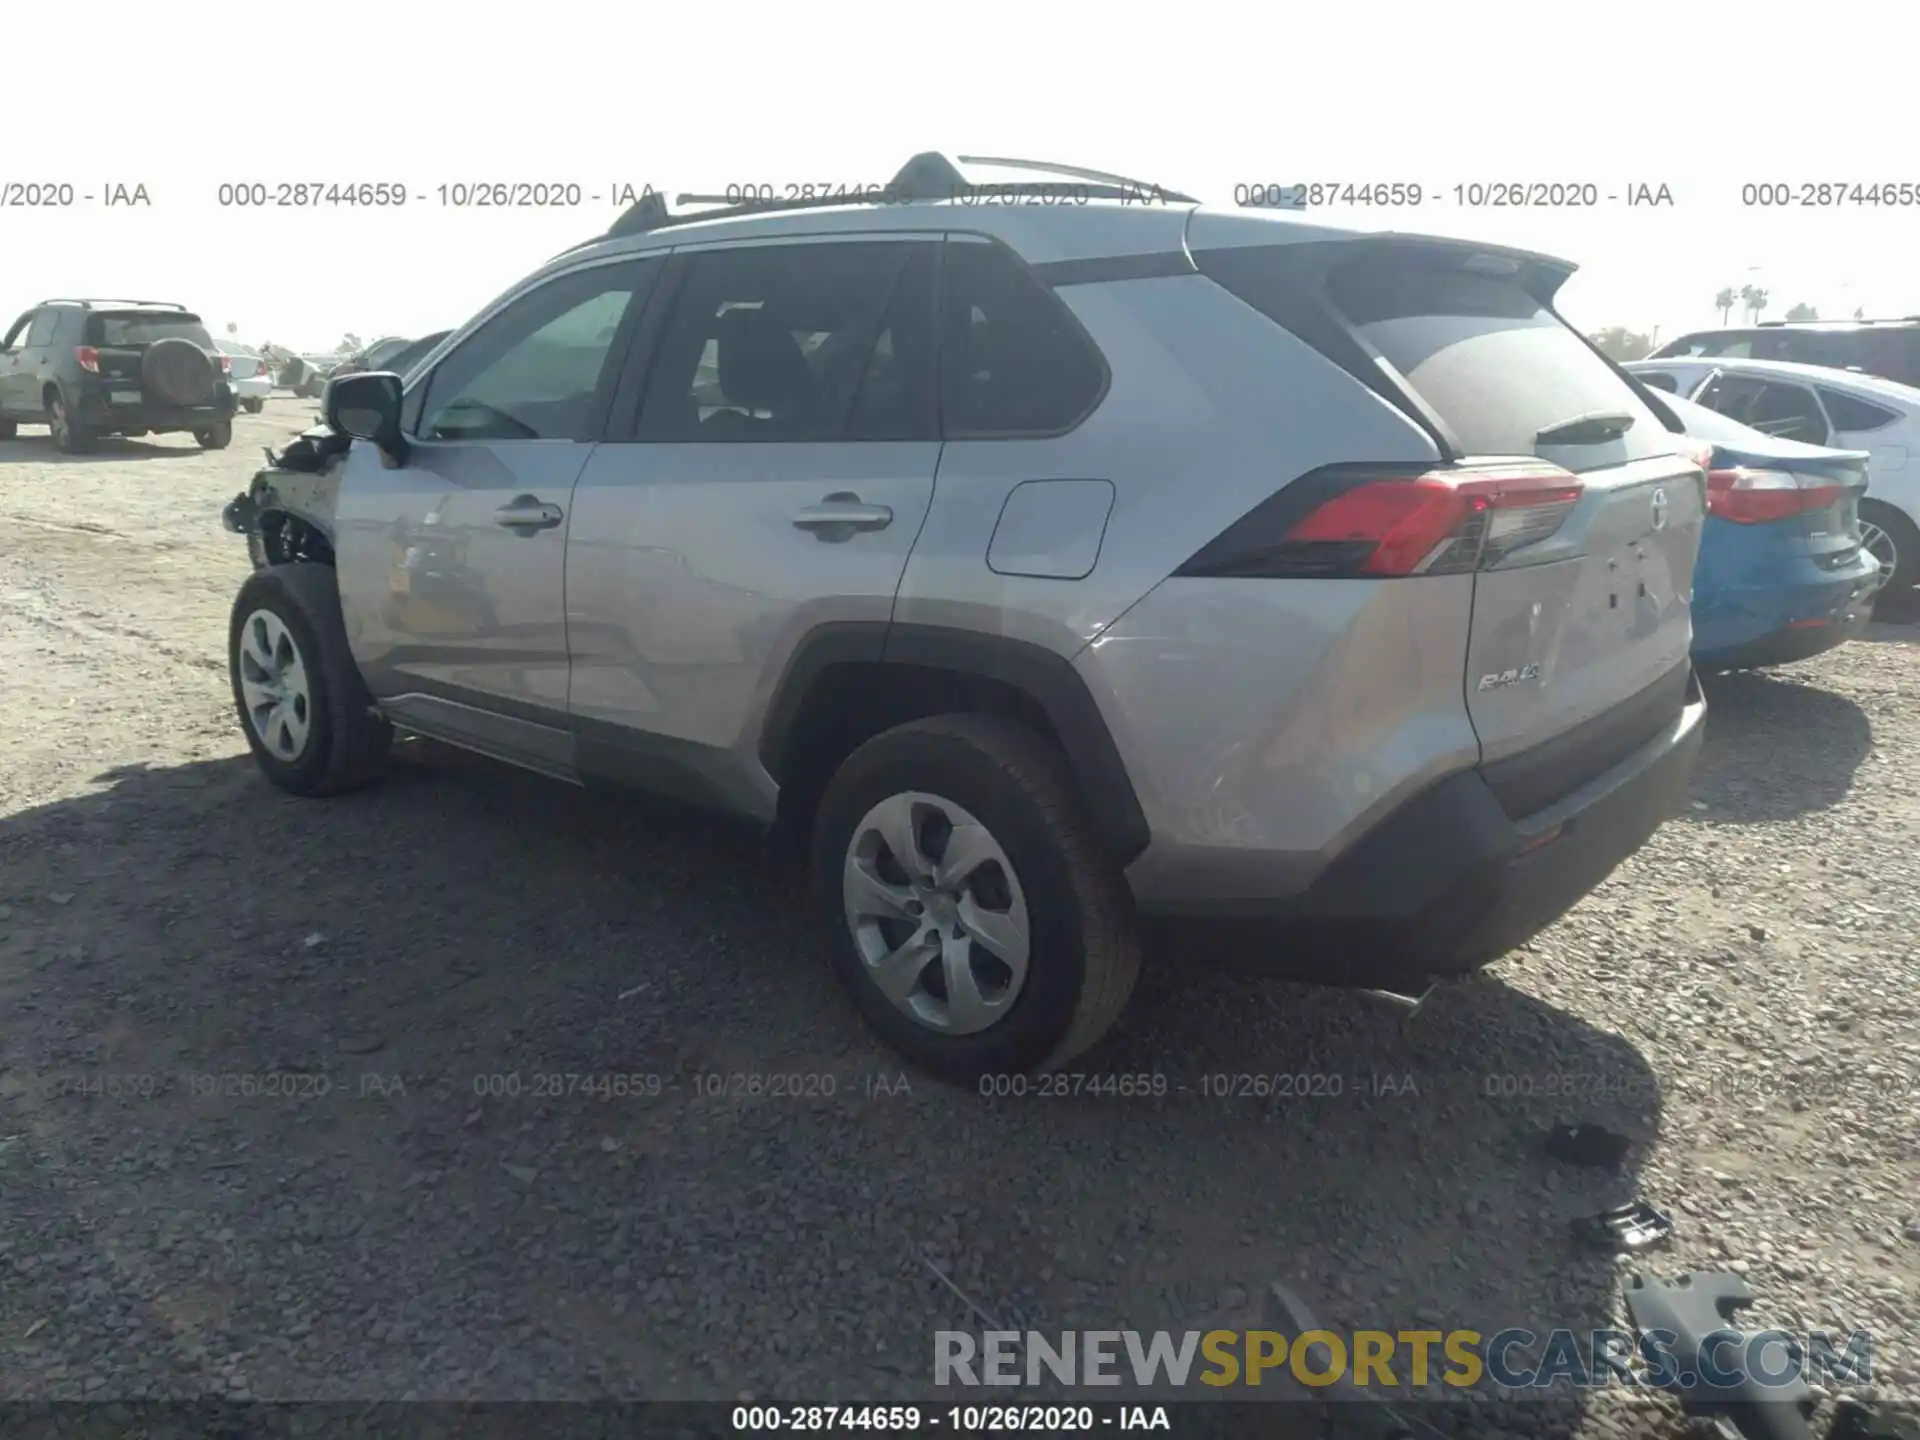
[1696,374,1831,445]
[1817,388,1900,432]
[25,310,58,347]
[1325,255,1671,469]
[1635,371,1680,392]
[940,239,1108,438]
[634,240,936,443]
[87,313,214,347]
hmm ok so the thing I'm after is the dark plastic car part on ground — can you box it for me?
[1622,1271,1818,1440]
[1545,1122,1634,1170]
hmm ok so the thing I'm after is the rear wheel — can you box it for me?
[811,714,1141,1082]
[229,564,391,796]
[46,392,95,453]
[194,421,233,450]
[1860,500,1920,606]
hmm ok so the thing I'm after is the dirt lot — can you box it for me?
[1,398,1916,1433]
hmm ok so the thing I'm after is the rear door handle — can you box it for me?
[792,493,893,536]
[493,495,564,532]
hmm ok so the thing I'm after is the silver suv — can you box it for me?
[225,153,1709,1081]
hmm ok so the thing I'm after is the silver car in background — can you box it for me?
[215,339,273,413]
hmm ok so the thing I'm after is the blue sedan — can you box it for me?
[1650,388,1881,670]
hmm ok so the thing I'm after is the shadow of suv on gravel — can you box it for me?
[0,298,238,453]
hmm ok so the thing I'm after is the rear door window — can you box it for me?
[24,310,58,347]
[1325,255,1672,469]
[87,313,215,347]
[633,240,936,443]
[1696,373,1830,444]
[1635,370,1681,393]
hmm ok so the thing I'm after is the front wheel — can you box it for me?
[811,714,1141,1082]
[194,421,234,449]
[242,398,265,415]
[229,564,391,796]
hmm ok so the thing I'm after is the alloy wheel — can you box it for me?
[236,609,313,760]
[842,791,1031,1035]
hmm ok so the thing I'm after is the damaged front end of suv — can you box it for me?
[221,424,353,570]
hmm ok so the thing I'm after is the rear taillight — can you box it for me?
[1178,465,1585,580]
[1705,468,1842,525]
[217,354,232,375]
[74,346,100,372]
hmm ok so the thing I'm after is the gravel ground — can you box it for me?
[1,399,1915,1436]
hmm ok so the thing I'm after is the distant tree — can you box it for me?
[1715,287,1737,325]
[338,332,364,356]
[1590,326,1657,362]
[1855,306,1866,320]
[1784,302,1819,321]
[226,320,239,335]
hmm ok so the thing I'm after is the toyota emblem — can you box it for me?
[1650,487,1669,531]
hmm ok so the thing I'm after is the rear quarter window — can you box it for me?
[1817,388,1901,432]
[1327,260,1672,470]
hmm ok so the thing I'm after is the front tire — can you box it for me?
[811,714,1141,1082]
[229,564,391,796]
[242,398,265,415]
[195,421,234,449]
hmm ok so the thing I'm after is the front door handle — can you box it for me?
[792,492,893,539]
[494,495,564,532]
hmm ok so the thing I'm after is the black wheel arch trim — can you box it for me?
[758,621,1151,867]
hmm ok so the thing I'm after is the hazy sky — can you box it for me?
[9,0,1916,353]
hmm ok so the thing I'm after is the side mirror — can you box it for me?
[325,371,408,463]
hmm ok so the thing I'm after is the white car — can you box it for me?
[1627,356,1920,599]
[214,339,273,413]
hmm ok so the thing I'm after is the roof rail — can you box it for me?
[586,150,1199,250]
[955,155,1198,204]
[38,297,188,310]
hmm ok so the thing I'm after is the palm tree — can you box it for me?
[1738,285,1758,323]
[1748,288,1769,323]
[1715,287,1737,325]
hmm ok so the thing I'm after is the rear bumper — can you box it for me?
[1144,673,1707,989]
[75,381,236,431]
[1695,605,1871,670]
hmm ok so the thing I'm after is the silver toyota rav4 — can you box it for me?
[224,153,1708,1081]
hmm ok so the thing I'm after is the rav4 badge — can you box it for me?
[1478,663,1542,691]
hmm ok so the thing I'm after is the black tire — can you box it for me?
[242,398,265,414]
[46,391,95,453]
[229,564,391,796]
[810,714,1141,1082]
[194,421,234,450]
[1861,499,1920,604]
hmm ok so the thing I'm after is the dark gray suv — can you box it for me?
[0,299,239,453]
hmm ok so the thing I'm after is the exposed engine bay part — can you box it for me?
[222,423,348,569]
